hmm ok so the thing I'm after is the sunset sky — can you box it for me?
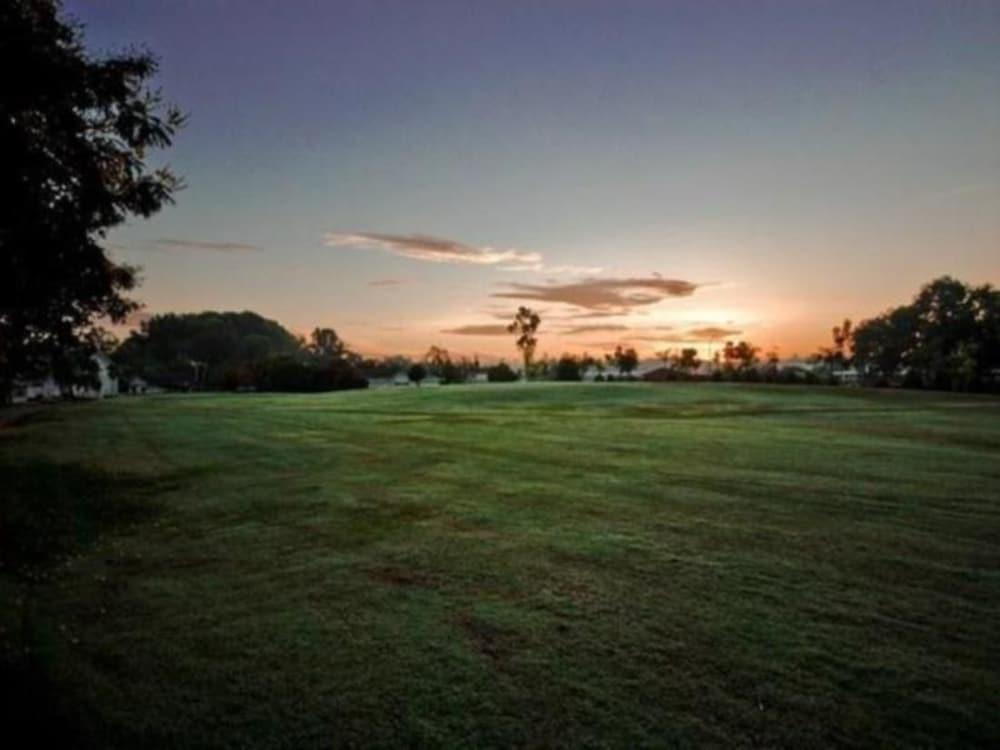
[70,0,999,361]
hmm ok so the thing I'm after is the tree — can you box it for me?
[359,355,412,380]
[253,354,367,392]
[1,0,184,400]
[407,363,427,386]
[852,307,916,383]
[656,349,673,369]
[671,347,701,375]
[611,345,639,378]
[553,354,583,381]
[816,318,853,370]
[723,340,759,372]
[114,311,301,389]
[423,346,472,384]
[486,361,519,382]
[851,276,1000,390]
[424,345,451,375]
[440,360,465,384]
[762,349,781,380]
[507,306,541,381]
[308,327,347,362]
[833,319,853,361]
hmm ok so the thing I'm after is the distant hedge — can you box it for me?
[250,356,367,393]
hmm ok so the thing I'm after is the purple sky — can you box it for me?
[70,0,1000,358]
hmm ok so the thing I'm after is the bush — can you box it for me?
[553,355,583,381]
[407,363,427,385]
[487,362,519,382]
[254,356,367,392]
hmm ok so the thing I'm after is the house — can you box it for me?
[582,360,663,381]
[125,376,163,395]
[833,368,860,385]
[367,371,436,388]
[75,352,118,399]
[10,375,61,403]
[10,352,118,403]
[777,358,820,374]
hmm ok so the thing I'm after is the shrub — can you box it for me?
[254,356,367,392]
[553,355,583,381]
[407,363,427,385]
[487,362,520,382]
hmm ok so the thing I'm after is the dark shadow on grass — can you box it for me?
[0,459,173,748]
[0,460,168,572]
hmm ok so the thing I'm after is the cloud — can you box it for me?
[492,276,699,311]
[155,238,260,252]
[561,324,631,335]
[368,279,404,287]
[686,326,742,340]
[326,231,541,266]
[440,324,512,336]
[626,326,742,344]
[560,310,628,319]
[501,263,606,274]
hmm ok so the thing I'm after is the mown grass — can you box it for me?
[2,383,999,748]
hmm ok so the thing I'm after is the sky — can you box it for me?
[69,0,1000,361]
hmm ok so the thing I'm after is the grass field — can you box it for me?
[2,383,999,748]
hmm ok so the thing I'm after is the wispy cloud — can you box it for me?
[492,276,699,311]
[326,231,541,266]
[368,279,404,287]
[501,263,606,274]
[686,326,741,340]
[155,238,261,252]
[441,324,511,336]
[561,324,631,335]
[627,326,742,343]
[561,310,628,320]
[630,335,679,343]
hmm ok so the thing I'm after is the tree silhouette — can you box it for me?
[407,363,427,386]
[507,306,541,381]
[1,0,184,400]
[852,276,999,390]
[424,345,451,376]
[672,347,701,373]
[817,319,853,370]
[308,328,347,362]
[723,341,759,371]
[611,345,639,377]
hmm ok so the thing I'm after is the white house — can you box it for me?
[777,358,821,374]
[833,367,861,385]
[11,375,61,403]
[10,352,118,403]
[582,360,663,381]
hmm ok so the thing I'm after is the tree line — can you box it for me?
[113,312,367,392]
[20,274,1000,398]
[849,276,999,391]
[3,3,998,402]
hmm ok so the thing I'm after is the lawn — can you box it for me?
[2,383,999,748]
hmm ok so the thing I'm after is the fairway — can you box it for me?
[3,383,1000,747]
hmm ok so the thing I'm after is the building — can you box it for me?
[10,352,118,403]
